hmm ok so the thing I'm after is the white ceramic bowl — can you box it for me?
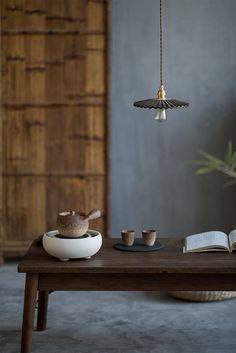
[43,229,102,261]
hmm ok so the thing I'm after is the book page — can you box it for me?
[229,229,236,250]
[184,231,229,253]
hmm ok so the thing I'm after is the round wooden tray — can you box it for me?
[114,239,164,252]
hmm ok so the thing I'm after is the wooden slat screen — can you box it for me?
[0,0,109,257]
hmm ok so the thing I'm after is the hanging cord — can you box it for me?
[160,0,163,85]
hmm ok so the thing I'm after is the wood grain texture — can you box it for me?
[3,177,47,242]
[0,18,3,264]
[20,273,38,353]
[1,0,109,257]
[37,291,49,331]
[18,238,236,274]
[38,273,236,291]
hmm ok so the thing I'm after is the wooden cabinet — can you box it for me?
[0,0,110,260]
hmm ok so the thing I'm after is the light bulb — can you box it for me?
[154,108,167,122]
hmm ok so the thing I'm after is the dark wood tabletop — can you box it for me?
[18,237,236,274]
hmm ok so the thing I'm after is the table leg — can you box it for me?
[21,273,38,353]
[37,291,49,331]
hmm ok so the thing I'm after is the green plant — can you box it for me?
[193,141,236,187]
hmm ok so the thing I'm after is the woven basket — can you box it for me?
[169,291,236,302]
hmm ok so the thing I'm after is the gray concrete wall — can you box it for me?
[111,0,236,237]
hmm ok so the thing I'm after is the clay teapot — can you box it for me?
[57,209,101,238]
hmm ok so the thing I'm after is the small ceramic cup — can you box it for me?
[121,230,135,246]
[142,230,157,246]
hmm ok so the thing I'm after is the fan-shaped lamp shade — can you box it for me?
[133,85,189,122]
[133,98,189,109]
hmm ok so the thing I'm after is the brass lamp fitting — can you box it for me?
[157,85,166,100]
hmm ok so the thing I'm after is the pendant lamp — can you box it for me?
[133,0,189,122]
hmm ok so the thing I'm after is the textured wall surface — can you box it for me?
[111,0,236,237]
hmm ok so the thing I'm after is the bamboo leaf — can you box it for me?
[225,141,233,165]
[231,151,236,168]
[197,149,223,166]
[196,167,215,175]
[191,144,236,186]
[191,160,214,166]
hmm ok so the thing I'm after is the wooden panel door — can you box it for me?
[0,0,110,259]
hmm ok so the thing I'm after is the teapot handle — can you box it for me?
[85,209,101,221]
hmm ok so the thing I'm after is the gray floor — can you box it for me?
[0,263,236,353]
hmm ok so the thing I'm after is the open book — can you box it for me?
[183,230,236,253]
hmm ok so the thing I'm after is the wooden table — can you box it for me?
[18,237,236,353]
